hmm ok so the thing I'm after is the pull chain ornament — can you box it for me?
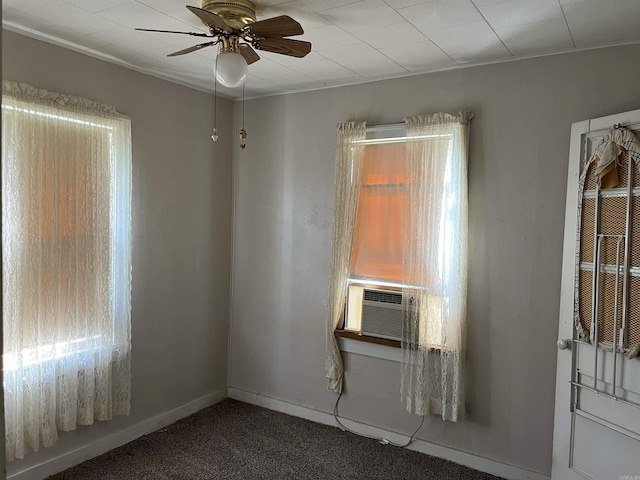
[211,128,219,142]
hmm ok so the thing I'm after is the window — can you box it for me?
[341,125,448,346]
[340,127,406,344]
[2,82,132,460]
[350,139,406,282]
[327,114,470,421]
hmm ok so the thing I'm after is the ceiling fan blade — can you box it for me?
[239,44,260,65]
[186,6,232,34]
[136,28,212,38]
[167,41,217,57]
[248,15,304,38]
[254,38,311,58]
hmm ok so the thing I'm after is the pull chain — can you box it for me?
[211,48,219,142]
[239,82,247,150]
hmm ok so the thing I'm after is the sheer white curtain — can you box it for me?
[401,112,471,422]
[2,81,132,460]
[326,121,366,393]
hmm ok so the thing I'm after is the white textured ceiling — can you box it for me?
[3,0,640,99]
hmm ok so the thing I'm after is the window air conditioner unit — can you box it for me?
[347,285,405,342]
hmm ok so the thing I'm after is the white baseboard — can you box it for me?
[228,387,550,480]
[9,389,227,480]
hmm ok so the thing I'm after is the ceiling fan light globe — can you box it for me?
[215,52,248,88]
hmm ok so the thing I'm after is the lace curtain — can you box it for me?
[2,81,132,460]
[326,122,366,393]
[401,112,471,421]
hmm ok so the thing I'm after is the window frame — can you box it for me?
[339,124,408,351]
[1,101,130,369]
[338,122,457,354]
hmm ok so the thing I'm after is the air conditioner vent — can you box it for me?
[363,289,402,305]
[359,287,405,341]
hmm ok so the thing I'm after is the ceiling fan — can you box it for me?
[136,0,312,88]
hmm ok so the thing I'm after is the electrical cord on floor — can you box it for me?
[333,389,425,448]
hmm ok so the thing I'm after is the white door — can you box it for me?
[553,109,640,480]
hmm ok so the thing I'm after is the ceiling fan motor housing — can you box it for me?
[201,0,256,29]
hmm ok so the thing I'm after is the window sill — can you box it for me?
[335,330,402,363]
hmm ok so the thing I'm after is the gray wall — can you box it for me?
[229,44,640,476]
[2,30,234,476]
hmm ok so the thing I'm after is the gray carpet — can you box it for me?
[48,398,504,480]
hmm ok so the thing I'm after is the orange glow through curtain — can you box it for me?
[350,142,407,281]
